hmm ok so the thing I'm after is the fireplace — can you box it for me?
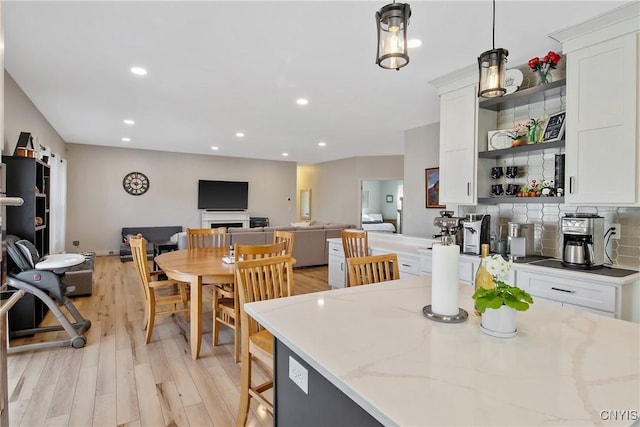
[201,211,250,228]
[211,222,243,229]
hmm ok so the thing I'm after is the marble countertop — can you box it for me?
[246,275,640,426]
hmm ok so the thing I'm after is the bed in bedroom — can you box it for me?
[361,213,396,233]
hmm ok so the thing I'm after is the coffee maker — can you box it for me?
[462,214,490,255]
[561,214,604,269]
[433,211,464,249]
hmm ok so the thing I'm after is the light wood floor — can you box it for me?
[6,255,330,427]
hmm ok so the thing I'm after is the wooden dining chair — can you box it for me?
[186,227,227,249]
[273,230,295,256]
[346,253,400,286]
[130,236,190,344]
[235,255,294,427]
[342,229,369,258]
[213,241,287,363]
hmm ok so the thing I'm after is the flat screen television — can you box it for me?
[198,180,248,210]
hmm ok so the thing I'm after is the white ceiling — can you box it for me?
[5,1,625,165]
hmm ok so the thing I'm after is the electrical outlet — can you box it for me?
[72,240,80,246]
[611,223,621,240]
[288,356,308,394]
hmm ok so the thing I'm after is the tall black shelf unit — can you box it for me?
[4,156,51,334]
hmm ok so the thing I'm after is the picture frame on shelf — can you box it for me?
[542,111,566,142]
[425,167,445,208]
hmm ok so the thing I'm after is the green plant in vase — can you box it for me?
[472,254,534,337]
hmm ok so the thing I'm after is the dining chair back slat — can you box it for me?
[341,229,369,258]
[346,253,400,287]
[187,227,227,249]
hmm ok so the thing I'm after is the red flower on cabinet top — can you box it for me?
[528,51,561,84]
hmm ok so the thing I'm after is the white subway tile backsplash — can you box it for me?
[464,203,640,268]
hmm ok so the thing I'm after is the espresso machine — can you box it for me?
[433,211,464,249]
[561,214,604,269]
[462,214,490,255]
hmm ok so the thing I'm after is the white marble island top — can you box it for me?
[245,276,640,426]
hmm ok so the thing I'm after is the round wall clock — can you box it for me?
[122,171,150,196]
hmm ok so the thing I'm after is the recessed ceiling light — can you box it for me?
[130,67,147,76]
[318,141,327,147]
[408,39,423,48]
[235,132,245,138]
[124,119,135,125]
[211,146,219,150]
[282,152,289,157]
[296,98,309,106]
[122,137,131,142]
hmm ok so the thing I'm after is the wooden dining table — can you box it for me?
[155,247,234,359]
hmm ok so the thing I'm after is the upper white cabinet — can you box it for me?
[551,3,640,206]
[438,83,478,204]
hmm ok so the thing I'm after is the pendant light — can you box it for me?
[376,2,411,70]
[478,0,508,97]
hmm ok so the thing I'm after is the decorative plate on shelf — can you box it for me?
[487,130,513,151]
[504,69,523,95]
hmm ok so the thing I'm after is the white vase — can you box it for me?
[480,305,517,338]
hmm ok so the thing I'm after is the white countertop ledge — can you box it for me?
[245,275,640,426]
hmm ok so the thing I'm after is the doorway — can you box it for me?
[361,180,403,234]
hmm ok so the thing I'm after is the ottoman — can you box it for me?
[64,252,95,297]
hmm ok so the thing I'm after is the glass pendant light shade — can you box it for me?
[376,2,411,70]
[478,48,508,97]
[478,0,508,98]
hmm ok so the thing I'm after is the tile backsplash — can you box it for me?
[463,204,640,269]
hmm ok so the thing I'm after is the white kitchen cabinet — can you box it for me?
[438,84,478,205]
[371,248,419,278]
[328,241,347,289]
[419,250,477,286]
[517,270,619,317]
[563,33,638,205]
[549,4,640,206]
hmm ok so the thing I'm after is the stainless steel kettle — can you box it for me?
[564,240,594,265]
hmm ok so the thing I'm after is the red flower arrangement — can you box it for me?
[528,51,561,84]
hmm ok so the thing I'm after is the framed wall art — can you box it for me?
[425,167,444,208]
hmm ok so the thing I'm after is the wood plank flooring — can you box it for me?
[5,255,330,426]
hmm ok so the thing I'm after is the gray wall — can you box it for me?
[65,143,297,254]
[3,71,66,157]
[299,156,404,226]
[402,123,441,238]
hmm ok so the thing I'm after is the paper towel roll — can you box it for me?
[431,243,460,316]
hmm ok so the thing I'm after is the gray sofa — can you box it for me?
[228,221,356,267]
[120,226,183,262]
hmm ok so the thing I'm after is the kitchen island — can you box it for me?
[245,275,640,426]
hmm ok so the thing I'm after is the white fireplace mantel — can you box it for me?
[200,211,250,228]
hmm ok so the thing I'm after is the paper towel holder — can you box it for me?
[422,305,468,323]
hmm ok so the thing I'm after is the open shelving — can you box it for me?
[479,140,564,159]
[478,79,566,111]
